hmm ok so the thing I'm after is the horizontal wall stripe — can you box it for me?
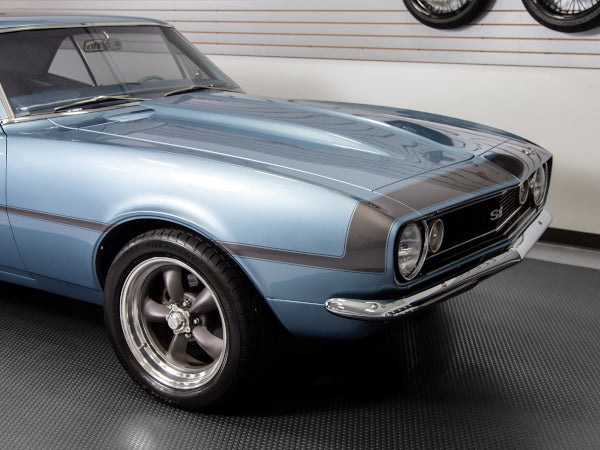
[185,35,600,55]
[205,53,599,71]
[183,31,600,43]
[191,42,600,57]
[0,0,597,69]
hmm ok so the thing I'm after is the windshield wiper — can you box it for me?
[54,95,146,113]
[164,84,239,97]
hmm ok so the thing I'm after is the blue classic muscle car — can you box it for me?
[0,13,552,408]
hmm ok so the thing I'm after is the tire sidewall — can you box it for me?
[104,233,243,409]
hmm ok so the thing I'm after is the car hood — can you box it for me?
[57,92,520,191]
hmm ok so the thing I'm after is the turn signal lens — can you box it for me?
[428,219,444,253]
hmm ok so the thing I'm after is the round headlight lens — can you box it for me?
[397,222,426,281]
[428,219,444,253]
[530,165,548,206]
[518,179,529,205]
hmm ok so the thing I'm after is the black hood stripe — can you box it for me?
[221,202,400,273]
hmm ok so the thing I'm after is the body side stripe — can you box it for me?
[7,206,109,233]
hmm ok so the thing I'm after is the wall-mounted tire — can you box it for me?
[403,0,491,28]
[522,0,600,32]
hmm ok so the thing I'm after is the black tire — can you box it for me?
[403,0,491,28]
[104,228,269,410]
[522,0,600,32]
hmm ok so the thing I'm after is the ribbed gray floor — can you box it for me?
[1,259,599,449]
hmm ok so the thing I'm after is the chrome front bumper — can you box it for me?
[325,209,552,321]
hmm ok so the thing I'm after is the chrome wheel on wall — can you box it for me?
[403,0,491,28]
[104,229,269,409]
[522,0,600,32]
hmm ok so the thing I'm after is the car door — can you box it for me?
[0,125,31,284]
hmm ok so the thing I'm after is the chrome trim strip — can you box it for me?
[325,209,552,321]
[0,82,14,119]
[7,206,109,232]
[0,101,143,125]
[0,22,172,34]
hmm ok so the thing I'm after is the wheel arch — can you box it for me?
[95,218,261,297]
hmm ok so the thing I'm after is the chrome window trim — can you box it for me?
[0,101,143,125]
[0,83,13,119]
[0,22,173,34]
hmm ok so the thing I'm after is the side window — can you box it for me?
[48,38,93,84]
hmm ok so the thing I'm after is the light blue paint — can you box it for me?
[0,130,28,273]
[266,299,377,339]
[9,215,102,289]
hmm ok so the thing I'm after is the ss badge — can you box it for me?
[490,206,503,221]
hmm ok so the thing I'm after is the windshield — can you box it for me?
[0,25,240,117]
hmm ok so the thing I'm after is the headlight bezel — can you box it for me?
[396,220,428,282]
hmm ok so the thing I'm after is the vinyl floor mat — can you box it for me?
[0,259,599,449]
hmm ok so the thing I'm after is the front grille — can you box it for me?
[435,188,521,252]
[421,186,526,276]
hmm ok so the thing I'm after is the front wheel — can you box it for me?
[403,0,491,28]
[104,229,268,409]
[522,0,600,32]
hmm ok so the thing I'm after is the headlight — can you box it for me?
[397,222,427,281]
[428,219,444,253]
[530,164,548,206]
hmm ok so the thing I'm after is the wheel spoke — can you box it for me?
[192,326,224,360]
[163,267,184,303]
[142,297,170,322]
[189,288,217,314]
[166,333,189,364]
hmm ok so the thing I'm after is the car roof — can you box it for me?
[0,12,167,31]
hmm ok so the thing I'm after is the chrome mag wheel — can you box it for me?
[120,257,227,390]
[104,229,271,409]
